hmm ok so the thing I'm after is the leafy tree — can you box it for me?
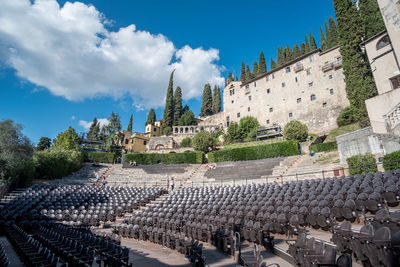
[173,86,183,126]
[178,111,197,126]
[239,116,259,139]
[162,70,174,128]
[102,112,122,153]
[37,137,51,151]
[163,126,172,136]
[225,122,241,142]
[334,0,378,123]
[328,16,338,47]
[212,85,222,114]
[245,64,251,81]
[258,51,267,75]
[192,131,214,153]
[180,137,192,148]
[240,61,246,82]
[87,118,100,141]
[304,35,311,53]
[127,114,133,132]
[53,126,82,151]
[200,83,213,117]
[309,31,317,50]
[283,120,308,141]
[145,109,156,126]
[104,112,122,137]
[320,26,328,50]
[228,72,234,83]
[359,0,386,39]
[252,61,258,78]
[270,57,277,69]
[337,106,358,126]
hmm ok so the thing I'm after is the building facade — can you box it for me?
[222,47,349,135]
[120,131,150,153]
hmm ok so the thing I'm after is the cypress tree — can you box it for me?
[283,46,290,63]
[328,16,338,47]
[293,44,301,59]
[359,0,386,39]
[145,109,156,126]
[271,57,277,69]
[320,26,328,50]
[127,114,133,132]
[173,86,183,126]
[245,64,251,81]
[200,83,213,117]
[252,61,259,78]
[300,43,306,55]
[228,72,234,83]
[309,31,317,50]
[325,21,332,48]
[212,85,222,113]
[258,51,267,75]
[277,47,283,65]
[334,0,378,123]
[224,78,227,87]
[304,36,311,53]
[162,70,174,128]
[235,76,238,81]
[240,61,246,81]
[87,118,100,140]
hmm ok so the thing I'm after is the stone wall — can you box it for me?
[147,136,177,151]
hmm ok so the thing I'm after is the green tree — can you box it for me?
[283,120,308,141]
[293,44,301,59]
[127,114,133,132]
[283,46,290,63]
[235,76,238,81]
[277,47,284,65]
[258,51,267,75]
[252,61,258,78]
[178,111,197,126]
[245,64,251,81]
[304,35,311,53]
[320,26,328,50]
[192,131,214,153]
[145,109,156,126]
[182,105,189,114]
[180,137,192,148]
[104,112,122,136]
[270,57,277,69]
[173,86,183,126]
[225,122,241,142]
[162,70,175,128]
[238,116,259,139]
[53,126,82,150]
[87,118,100,141]
[37,137,51,151]
[359,0,386,39]
[200,83,213,117]
[334,0,378,123]
[228,72,234,83]
[212,85,222,114]
[240,61,246,82]
[309,30,317,50]
[328,16,338,47]
[337,106,358,126]
[163,126,172,135]
[300,43,306,55]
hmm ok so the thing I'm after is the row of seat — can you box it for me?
[0,241,9,267]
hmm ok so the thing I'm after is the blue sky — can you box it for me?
[0,0,336,144]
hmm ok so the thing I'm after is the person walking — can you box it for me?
[101,177,106,188]
[95,172,100,185]
[170,177,175,192]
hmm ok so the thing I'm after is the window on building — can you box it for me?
[254,82,257,87]
[377,35,390,50]
[266,75,269,81]
[249,95,252,101]
[226,116,230,127]
[323,102,327,108]
[286,67,291,73]
[337,57,342,63]
[237,113,240,118]
[272,74,275,79]
[289,112,293,118]
[306,69,311,76]
[266,119,270,124]
[266,88,271,94]
[282,82,286,87]
[245,84,249,89]
[295,77,298,82]
[230,89,235,95]
[269,107,274,112]
[390,75,400,89]
[248,107,250,112]
[144,140,147,145]
[329,75,333,79]
[231,100,234,104]
[125,139,129,144]
[309,55,314,62]
[330,89,334,95]
[297,98,302,103]
[308,82,313,87]
[311,94,316,101]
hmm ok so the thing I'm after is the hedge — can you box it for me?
[124,151,204,165]
[347,153,377,175]
[383,150,400,171]
[208,140,299,163]
[309,142,337,153]
[85,151,115,163]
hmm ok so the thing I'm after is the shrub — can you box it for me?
[309,142,338,153]
[180,137,192,148]
[192,131,215,153]
[383,150,400,171]
[239,116,259,139]
[337,106,358,127]
[283,120,309,141]
[347,154,377,175]
[225,122,241,142]
[208,140,299,162]
[163,126,172,136]
[85,151,115,163]
[124,151,204,164]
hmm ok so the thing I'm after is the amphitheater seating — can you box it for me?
[205,157,283,181]
[58,163,111,185]
[0,241,9,267]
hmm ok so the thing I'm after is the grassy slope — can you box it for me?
[222,137,284,150]
[324,123,361,143]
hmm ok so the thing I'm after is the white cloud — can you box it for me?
[0,0,224,107]
[79,118,109,130]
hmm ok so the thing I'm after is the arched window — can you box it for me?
[377,35,390,50]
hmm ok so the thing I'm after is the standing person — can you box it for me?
[95,172,100,185]
[101,177,106,188]
[166,176,170,192]
[171,177,175,192]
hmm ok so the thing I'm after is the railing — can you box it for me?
[294,63,304,72]
[321,62,334,72]
[333,61,342,69]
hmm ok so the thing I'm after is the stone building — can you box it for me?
[119,131,149,153]
[222,47,349,135]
